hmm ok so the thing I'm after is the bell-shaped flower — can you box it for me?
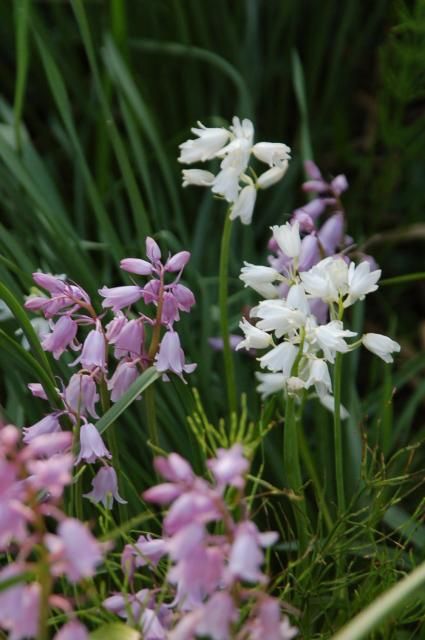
[155,331,196,379]
[154,452,194,483]
[195,592,238,640]
[211,165,240,203]
[178,122,230,163]
[318,212,344,255]
[171,284,196,313]
[105,312,127,341]
[344,261,381,308]
[111,319,143,359]
[236,318,273,351]
[240,262,281,288]
[300,257,347,304]
[252,141,291,168]
[84,466,127,509]
[271,222,301,259]
[298,234,320,272]
[72,325,106,371]
[46,518,105,582]
[207,444,249,489]
[314,321,356,363]
[0,571,40,640]
[107,360,139,402]
[229,184,257,225]
[182,168,215,188]
[99,285,143,312]
[256,372,287,398]
[362,333,400,363]
[41,316,78,359]
[53,620,89,640]
[258,341,299,375]
[23,413,61,444]
[305,358,332,397]
[242,596,298,640]
[26,431,72,458]
[319,394,349,420]
[252,299,306,338]
[75,422,111,465]
[228,521,277,583]
[65,373,99,418]
[257,164,288,189]
[27,454,73,498]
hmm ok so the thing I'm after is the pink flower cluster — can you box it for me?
[24,237,196,508]
[0,423,105,639]
[104,445,298,639]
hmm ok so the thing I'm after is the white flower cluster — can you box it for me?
[178,116,291,225]
[237,223,400,414]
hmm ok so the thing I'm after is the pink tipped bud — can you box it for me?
[165,251,191,272]
[146,237,161,263]
[120,258,153,276]
[32,272,66,294]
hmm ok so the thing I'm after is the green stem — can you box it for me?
[284,393,308,552]
[333,352,346,516]
[144,384,158,448]
[218,212,237,416]
[298,426,333,533]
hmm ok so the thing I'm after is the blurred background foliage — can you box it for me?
[0,1,424,633]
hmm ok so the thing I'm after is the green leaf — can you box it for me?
[331,560,425,640]
[0,328,59,406]
[0,282,57,391]
[90,623,140,640]
[95,367,160,434]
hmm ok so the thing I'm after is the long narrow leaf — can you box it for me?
[95,367,159,434]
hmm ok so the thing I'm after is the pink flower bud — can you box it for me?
[32,272,66,294]
[146,237,161,263]
[165,251,191,272]
[27,383,48,400]
[120,258,153,275]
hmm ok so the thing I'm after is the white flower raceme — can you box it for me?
[178,115,291,223]
[362,333,400,363]
[236,220,399,404]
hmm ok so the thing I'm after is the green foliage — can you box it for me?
[0,0,424,637]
